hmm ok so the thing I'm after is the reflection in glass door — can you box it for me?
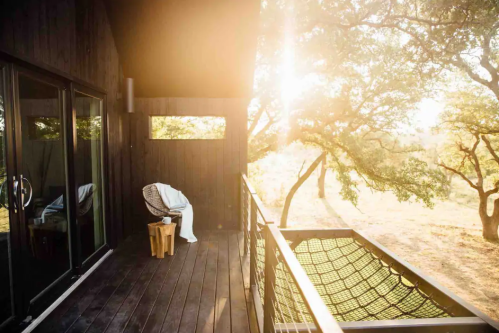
[0,64,14,326]
[16,72,71,303]
[74,90,106,263]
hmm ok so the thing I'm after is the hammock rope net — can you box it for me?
[256,235,453,324]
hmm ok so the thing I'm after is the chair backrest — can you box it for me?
[78,194,94,217]
[143,184,170,217]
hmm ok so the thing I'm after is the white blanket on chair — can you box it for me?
[154,183,197,243]
[41,184,95,223]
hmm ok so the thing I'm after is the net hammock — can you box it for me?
[256,235,453,324]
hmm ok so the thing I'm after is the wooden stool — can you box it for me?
[148,222,176,258]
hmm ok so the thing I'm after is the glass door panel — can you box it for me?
[0,60,110,325]
[0,64,14,326]
[74,91,105,263]
[17,72,71,302]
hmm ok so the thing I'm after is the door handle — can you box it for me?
[0,176,10,210]
[12,176,18,213]
[19,175,32,210]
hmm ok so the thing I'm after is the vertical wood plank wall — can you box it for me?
[0,0,251,238]
[130,98,248,232]
[0,0,126,243]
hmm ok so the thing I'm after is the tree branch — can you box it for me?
[297,160,306,178]
[252,114,278,139]
[480,22,499,85]
[481,134,499,166]
[485,186,499,198]
[248,107,266,135]
[388,14,474,27]
[438,163,478,190]
[451,57,493,85]
[281,152,326,228]
[458,134,483,188]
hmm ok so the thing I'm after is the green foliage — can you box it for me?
[76,117,101,140]
[442,87,499,135]
[292,121,448,207]
[284,1,448,206]
[438,84,499,196]
[251,0,499,208]
[28,117,61,140]
[28,117,102,141]
[151,116,226,140]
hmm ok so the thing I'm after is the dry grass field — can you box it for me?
[249,143,499,321]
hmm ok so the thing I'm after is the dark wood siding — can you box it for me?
[0,0,126,242]
[130,98,248,232]
[0,0,252,237]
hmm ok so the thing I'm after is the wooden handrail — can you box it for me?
[266,224,343,333]
[252,194,274,225]
[241,173,257,194]
[241,173,273,224]
[241,173,342,333]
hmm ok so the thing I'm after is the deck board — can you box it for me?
[196,232,218,333]
[229,233,251,333]
[141,241,191,333]
[105,258,161,332]
[122,250,175,333]
[214,232,231,333]
[86,252,151,333]
[33,236,141,333]
[65,257,135,333]
[160,238,199,333]
[33,231,254,333]
[178,235,210,333]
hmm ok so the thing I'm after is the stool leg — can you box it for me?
[164,235,170,255]
[149,236,156,256]
[148,224,158,257]
[169,235,174,256]
[156,227,165,259]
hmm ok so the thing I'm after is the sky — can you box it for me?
[415,98,445,130]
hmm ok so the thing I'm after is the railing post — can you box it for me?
[242,177,248,255]
[250,197,257,289]
[264,225,276,333]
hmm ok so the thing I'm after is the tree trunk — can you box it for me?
[483,218,499,241]
[479,197,499,241]
[280,152,326,228]
[318,154,327,198]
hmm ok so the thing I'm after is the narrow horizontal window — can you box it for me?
[150,116,226,140]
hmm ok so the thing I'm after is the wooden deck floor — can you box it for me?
[33,230,257,333]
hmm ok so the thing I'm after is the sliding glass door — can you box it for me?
[72,86,107,266]
[0,62,16,328]
[0,60,109,327]
[14,68,73,308]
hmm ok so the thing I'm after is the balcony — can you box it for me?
[27,175,498,333]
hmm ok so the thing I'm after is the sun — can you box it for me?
[281,47,300,108]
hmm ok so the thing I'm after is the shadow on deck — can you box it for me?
[33,230,257,333]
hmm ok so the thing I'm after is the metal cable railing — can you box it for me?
[241,174,252,255]
[241,174,342,333]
